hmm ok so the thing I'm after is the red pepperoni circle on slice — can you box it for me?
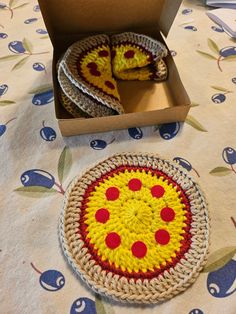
[105,81,115,90]
[99,50,109,57]
[90,68,101,77]
[155,229,170,245]
[124,50,135,59]
[128,178,142,191]
[160,207,175,222]
[151,185,165,198]
[106,187,120,201]
[105,232,121,249]
[87,62,97,69]
[131,241,147,258]
[95,208,110,223]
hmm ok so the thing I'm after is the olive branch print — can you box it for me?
[0,38,49,71]
[197,38,236,72]
[0,0,28,19]
[14,147,72,198]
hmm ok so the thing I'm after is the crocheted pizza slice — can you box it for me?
[111,32,168,81]
[59,153,209,304]
[60,34,124,115]
[58,63,117,118]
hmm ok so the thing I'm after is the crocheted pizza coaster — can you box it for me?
[111,32,168,81]
[59,153,209,304]
[58,63,117,118]
[59,34,124,115]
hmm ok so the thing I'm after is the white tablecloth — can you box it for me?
[0,1,236,313]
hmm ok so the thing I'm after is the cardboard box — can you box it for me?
[38,0,191,136]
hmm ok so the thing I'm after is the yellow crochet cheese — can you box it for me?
[80,44,120,100]
[112,44,153,81]
[85,169,187,273]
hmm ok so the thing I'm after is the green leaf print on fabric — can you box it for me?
[197,38,236,71]
[0,100,15,106]
[207,38,220,55]
[11,55,29,71]
[14,186,58,198]
[0,55,20,61]
[211,86,232,93]
[185,115,208,132]
[209,167,233,176]
[22,37,33,53]
[9,0,18,7]
[95,294,115,314]
[196,50,217,60]
[13,3,28,10]
[58,146,72,185]
[0,37,49,70]
[203,247,236,273]
[95,295,107,314]
[190,102,200,107]
[0,1,29,19]
[28,84,53,94]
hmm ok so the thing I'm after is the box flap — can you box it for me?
[38,0,181,47]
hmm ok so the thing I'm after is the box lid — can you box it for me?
[38,0,182,47]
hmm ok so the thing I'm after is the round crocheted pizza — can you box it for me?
[59,153,209,304]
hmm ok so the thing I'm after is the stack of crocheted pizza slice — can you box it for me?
[58,34,123,118]
[57,33,168,118]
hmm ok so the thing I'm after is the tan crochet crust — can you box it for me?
[58,88,91,118]
[59,153,209,304]
[155,59,168,81]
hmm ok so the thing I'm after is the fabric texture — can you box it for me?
[0,1,236,314]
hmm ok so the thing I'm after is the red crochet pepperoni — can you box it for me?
[90,68,101,77]
[151,185,165,198]
[106,187,120,201]
[131,241,147,258]
[128,178,142,191]
[124,50,135,59]
[95,208,110,223]
[155,229,170,245]
[105,232,121,249]
[99,50,109,57]
[87,62,97,69]
[160,207,175,222]
[105,80,115,90]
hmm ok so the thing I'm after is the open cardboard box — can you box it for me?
[38,0,191,136]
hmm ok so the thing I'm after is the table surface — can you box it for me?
[0,1,236,313]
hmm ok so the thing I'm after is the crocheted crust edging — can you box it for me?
[60,34,124,114]
[59,153,209,304]
[154,59,168,81]
[58,64,117,117]
[58,88,91,118]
